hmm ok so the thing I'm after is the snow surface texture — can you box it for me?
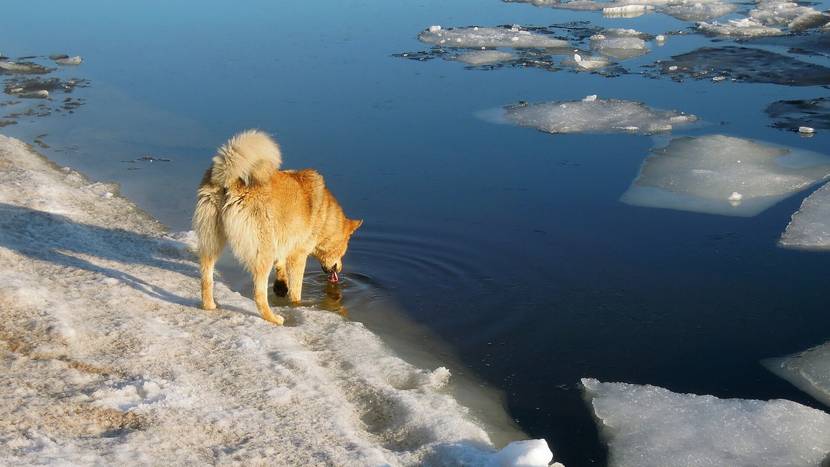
[582,378,830,467]
[0,135,555,466]
[418,25,570,49]
[779,181,830,250]
[621,135,830,217]
[764,341,830,408]
[699,0,829,35]
[503,97,696,135]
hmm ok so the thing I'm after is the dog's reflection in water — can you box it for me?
[271,277,347,317]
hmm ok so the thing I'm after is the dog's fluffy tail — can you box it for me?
[210,129,282,188]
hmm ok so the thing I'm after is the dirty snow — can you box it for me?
[502,97,696,135]
[621,135,830,217]
[0,135,555,466]
[779,181,830,250]
[418,26,570,49]
[764,341,830,408]
[582,378,830,467]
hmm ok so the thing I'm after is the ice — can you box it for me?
[766,97,830,132]
[749,0,828,30]
[582,378,830,467]
[661,0,736,21]
[657,46,830,86]
[502,97,696,135]
[621,135,830,217]
[561,53,612,70]
[763,341,830,407]
[0,60,52,74]
[698,18,785,36]
[53,55,83,66]
[779,181,830,250]
[603,4,655,17]
[455,50,517,65]
[589,29,649,59]
[418,26,570,49]
[0,135,557,465]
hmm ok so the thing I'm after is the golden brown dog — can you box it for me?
[193,130,362,324]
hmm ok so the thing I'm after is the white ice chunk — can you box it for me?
[603,4,655,17]
[750,0,826,28]
[562,53,611,70]
[582,378,830,467]
[55,55,83,66]
[698,18,785,36]
[455,50,516,66]
[764,341,830,407]
[661,0,736,21]
[503,98,695,135]
[799,126,816,134]
[491,439,554,466]
[589,29,649,59]
[621,135,830,217]
[419,26,570,49]
[779,181,830,250]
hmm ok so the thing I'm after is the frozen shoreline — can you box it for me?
[0,135,554,466]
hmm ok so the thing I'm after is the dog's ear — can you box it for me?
[347,219,363,234]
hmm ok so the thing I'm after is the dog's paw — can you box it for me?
[272,279,288,297]
[264,314,285,326]
[202,301,217,311]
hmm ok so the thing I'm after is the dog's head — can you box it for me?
[315,217,362,283]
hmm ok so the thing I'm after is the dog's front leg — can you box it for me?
[286,252,308,303]
[253,259,285,325]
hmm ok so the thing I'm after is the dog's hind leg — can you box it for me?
[286,252,308,303]
[253,258,285,325]
[273,259,288,297]
[200,253,221,310]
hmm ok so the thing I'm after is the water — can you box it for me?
[2,1,830,465]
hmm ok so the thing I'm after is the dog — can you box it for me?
[193,130,362,325]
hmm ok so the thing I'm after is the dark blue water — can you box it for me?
[2,1,830,465]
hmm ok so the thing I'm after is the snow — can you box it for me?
[621,135,830,216]
[418,26,570,49]
[455,50,516,66]
[0,135,556,466]
[582,378,830,467]
[779,181,830,250]
[764,341,830,408]
[502,97,696,135]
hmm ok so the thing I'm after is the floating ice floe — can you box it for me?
[764,341,830,407]
[749,0,830,31]
[697,18,785,36]
[603,4,655,18]
[589,29,650,60]
[0,134,558,466]
[53,55,83,66]
[661,0,736,21]
[0,60,52,74]
[582,378,830,467]
[418,25,570,49]
[502,96,696,134]
[779,181,830,250]
[621,135,830,217]
[561,52,612,71]
[657,46,830,86]
[454,50,517,66]
[766,97,830,132]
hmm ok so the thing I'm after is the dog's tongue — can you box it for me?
[329,270,339,283]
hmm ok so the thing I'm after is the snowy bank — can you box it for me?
[582,378,830,467]
[0,135,554,466]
